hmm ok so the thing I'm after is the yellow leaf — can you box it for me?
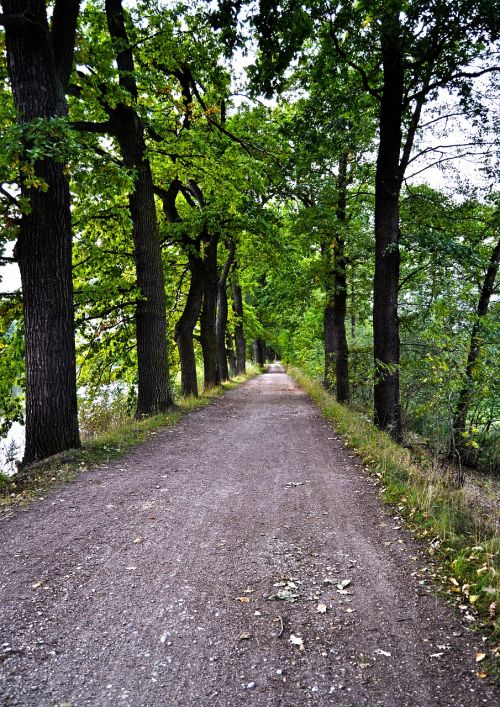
[475,653,486,662]
[235,596,251,603]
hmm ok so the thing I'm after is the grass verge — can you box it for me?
[289,368,500,665]
[0,366,260,516]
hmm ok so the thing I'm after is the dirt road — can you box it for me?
[0,367,497,706]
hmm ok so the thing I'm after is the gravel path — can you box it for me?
[0,366,497,706]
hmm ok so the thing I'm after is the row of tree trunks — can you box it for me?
[158,178,246,394]
[254,338,265,366]
[3,0,81,465]
[105,0,173,416]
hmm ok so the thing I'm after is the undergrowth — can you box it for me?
[0,366,259,514]
[289,368,500,658]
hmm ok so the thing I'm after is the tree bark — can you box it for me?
[324,152,350,403]
[373,13,404,440]
[216,241,236,382]
[3,0,81,464]
[452,237,500,458]
[254,339,265,366]
[226,331,237,376]
[231,272,246,375]
[175,250,205,397]
[105,0,173,415]
[200,233,220,388]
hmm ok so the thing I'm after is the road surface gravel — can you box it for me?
[0,366,497,706]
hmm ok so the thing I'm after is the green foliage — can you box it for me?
[0,316,24,436]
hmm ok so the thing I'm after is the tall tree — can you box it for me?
[452,234,500,462]
[104,0,174,415]
[1,0,81,464]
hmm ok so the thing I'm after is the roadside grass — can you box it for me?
[0,366,259,515]
[289,368,500,654]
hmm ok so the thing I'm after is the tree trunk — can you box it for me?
[3,0,81,464]
[373,13,404,440]
[452,237,500,458]
[175,251,205,397]
[105,0,173,415]
[324,152,350,403]
[226,331,237,376]
[216,241,236,382]
[254,339,265,366]
[231,271,246,375]
[200,233,220,388]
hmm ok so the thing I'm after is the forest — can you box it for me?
[0,0,499,480]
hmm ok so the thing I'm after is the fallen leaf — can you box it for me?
[268,590,299,602]
[488,602,496,617]
[374,649,391,657]
[476,671,488,679]
[430,653,444,658]
[32,581,43,589]
[289,634,305,651]
[243,587,255,594]
[316,603,327,614]
[239,632,251,641]
[236,596,251,603]
[133,537,143,544]
[475,652,486,663]
[125,566,137,570]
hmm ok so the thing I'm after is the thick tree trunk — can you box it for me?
[323,152,350,403]
[3,0,81,464]
[452,237,500,459]
[200,233,220,388]
[175,252,204,397]
[216,242,236,382]
[231,276,246,375]
[106,0,173,415]
[373,13,404,441]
